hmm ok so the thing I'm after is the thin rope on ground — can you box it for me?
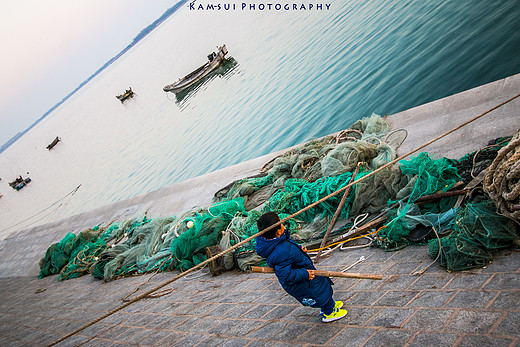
[412,226,442,276]
[0,185,81,234]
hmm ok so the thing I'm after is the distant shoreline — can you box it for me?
[0,0,188,155]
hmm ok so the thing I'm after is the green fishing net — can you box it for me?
[39,216,152,280]
[214,114,394,208]
[38,114,401,279]
[375,153,461,248]
[428,199,519,271]
[39,113,518,281]
[265,170,361,223]
[100,216,176,280]
[169,198,246,271]
[39,232,77,278]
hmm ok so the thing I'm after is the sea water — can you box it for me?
[1,0,519,237]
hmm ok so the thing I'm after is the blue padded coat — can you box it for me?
[256,229,333,308]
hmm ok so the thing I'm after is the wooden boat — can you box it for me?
[163,45,228,93]
[9,176,31,191]
[116,88,134,102]
[46,136,61,150]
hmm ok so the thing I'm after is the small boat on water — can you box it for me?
[9,176,31,191]
[116,88,134,102]
[163,45,229,93]
[46,136,61,150]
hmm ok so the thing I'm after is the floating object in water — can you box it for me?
[46,136,61,150]
[116,87,134,102]
[163,45,228,93]
[8,176,31,191]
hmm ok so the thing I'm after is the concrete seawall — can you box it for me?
[0,73,519,278]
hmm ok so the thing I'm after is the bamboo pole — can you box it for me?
[314,163,361,263]
[251,266,382,280]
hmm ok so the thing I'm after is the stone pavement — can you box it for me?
[1,243,519,346]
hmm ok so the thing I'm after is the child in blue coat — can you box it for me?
[255,212,347,322]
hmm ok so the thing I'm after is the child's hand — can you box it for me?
[300,245,308,252]
[307,269,315,280]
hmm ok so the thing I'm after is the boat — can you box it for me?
[116,88,134,102]
[9,176,31,191]
[163,45,229,93]
[173,57,238,104]
[46,136,61,150]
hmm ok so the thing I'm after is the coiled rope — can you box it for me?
[483,129,520,220]
[49,92,520,346]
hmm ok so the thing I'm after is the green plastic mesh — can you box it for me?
[376,153,460,247]
[265,170,362,223]
[37,114,403,279]
[213,173,275,209]
[428,200,519,271]
[38,232,77,278]
[169,198,246,271]
[214,114,394,208]
[39,113,518,280]
[60,237,109,280]
[101,216,175,280]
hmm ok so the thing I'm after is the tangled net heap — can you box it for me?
[428,200,518,271]
[40,113,402,280]
[418,130,520,272]
[375,153,461,248]
[213,113,396,210]
[39,115,520,281]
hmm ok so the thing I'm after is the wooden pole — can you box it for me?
[314,163,361,263]
[251,266,383,280]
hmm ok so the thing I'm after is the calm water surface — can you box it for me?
[1,0,519,237]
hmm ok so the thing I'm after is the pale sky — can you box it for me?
[0,0,178,146]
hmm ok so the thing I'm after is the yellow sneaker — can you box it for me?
[334,301,344,310]
[320,301,343,314]
[322,308,348,323]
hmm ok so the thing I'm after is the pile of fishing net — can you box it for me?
[39,113,402,280]
[421,130,520,272]
[213,113,398,210]
[372,153,461,250]
[38,114,520,282]
[38,199,249,281]
[428,200,519,271]
[38,216,164,281]
[374,134,520,271]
